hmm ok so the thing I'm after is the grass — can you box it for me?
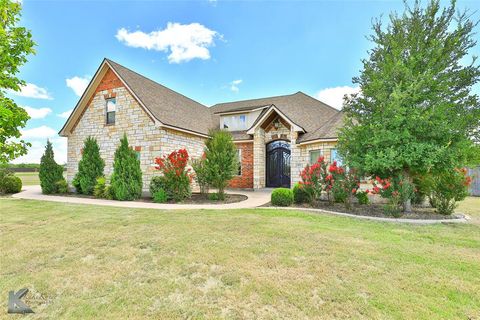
[15,172,41,186]
[0,198,479,319]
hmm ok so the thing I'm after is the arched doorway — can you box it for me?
[266,140,291,188]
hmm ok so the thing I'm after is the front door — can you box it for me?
[266,140,291,188]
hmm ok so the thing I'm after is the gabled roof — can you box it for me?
[106,59,215,136]
[60,58,215,137]
[210,91,342,142]
[60,59,343,142]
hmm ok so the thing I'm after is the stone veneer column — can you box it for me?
[253,127,266,189]
[290,129,301,187]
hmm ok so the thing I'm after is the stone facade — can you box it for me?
[67,71,206,193]
[66,67,340,193]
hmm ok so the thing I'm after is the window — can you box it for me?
[221,114,248,131]
[309,149,322,164]
[236,148,242,176]
[106,98,116,125]
[330,148,342,166]
[135,151,140,161]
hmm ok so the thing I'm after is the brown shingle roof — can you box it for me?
[87,60,342,142]
[107,59,215,136]
[210,92,342,141]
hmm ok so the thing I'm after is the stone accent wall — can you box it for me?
[253,127,266,189]
[67,69,206,194]
[228,142,253,189]
[292,141,338,185]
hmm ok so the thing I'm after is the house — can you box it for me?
[59,59,344,192]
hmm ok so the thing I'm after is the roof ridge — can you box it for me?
[210,91,298,108]
[105,58,209,109]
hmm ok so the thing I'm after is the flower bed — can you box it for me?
[264,200,462,220]
[57,192,248,205]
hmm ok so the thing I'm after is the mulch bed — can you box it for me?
[60,192,248,205]
[263,201,460,220]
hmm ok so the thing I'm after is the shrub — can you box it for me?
[150,176,167,196]
[93,177,107,198]
[154,149,193,202]
[152,189,168,203]
[371,175,415,214]
[39,140,64,194]
[355,191,370,205]
[55,178,68,194]
[271,188,294,206]
[0,171,22,194]
[204,130,237,199]
[292,183,308,204]
[73,137,104,195]
[110,134,143,201]
[191,156,209,196]
[208,193,220,201]
[298,156,329,203]
[424,169,471,215]
[326,161,360,209]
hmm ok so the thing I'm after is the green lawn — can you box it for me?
[15,172,41,186]
[0,198,479,319]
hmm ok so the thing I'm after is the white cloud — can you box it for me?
[58,109,73,119]
[66,76,90,96]
[11,137,67,164]
[20,125,57,139]
[11,83,53,100]
[230,79,242,93]
[23,106,52,119]
[116,22,220,63]
[315,86,361,110]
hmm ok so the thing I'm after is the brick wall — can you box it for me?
[228,142,254,189]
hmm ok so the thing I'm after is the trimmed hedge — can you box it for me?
[0,173,22,194]
[292,183,308,204]
[271,188,294,207]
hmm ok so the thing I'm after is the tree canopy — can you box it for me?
[0,0,36,163]
[338,0,480,178]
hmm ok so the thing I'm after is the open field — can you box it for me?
[0,197,479,319]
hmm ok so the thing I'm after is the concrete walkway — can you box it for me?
[12,185,272,210]
[12,186,469,224]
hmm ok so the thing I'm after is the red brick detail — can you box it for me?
[80,148,84,155]
[228,143,253,189]
[96,69,123,93]
[135,146,142,151]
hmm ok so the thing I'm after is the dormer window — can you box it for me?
[106,98,116,125]
[221,114,247,131]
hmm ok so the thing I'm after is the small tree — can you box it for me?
[39,140,64,194]
[338,0,480,213]
[191,155,209,196]
[204,130,237,199]
[110,134,142,200]
[73,137,104,194]
[0,0,36,163]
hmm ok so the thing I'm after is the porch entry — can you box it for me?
[266,140,291,188]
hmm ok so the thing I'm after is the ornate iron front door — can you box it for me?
[266,141,291,188]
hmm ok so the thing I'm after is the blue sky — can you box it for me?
[9,0,480,163]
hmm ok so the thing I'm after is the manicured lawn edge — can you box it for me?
[263,206,469,224]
